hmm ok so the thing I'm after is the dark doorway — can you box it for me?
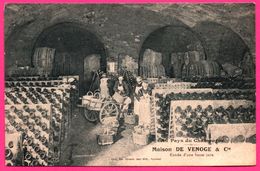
[32,22,107,95]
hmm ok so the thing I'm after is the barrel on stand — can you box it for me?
[33,47,56,76]
[187,60,221,78]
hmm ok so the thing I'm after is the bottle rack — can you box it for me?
[5,131,23,166]
[152,88,255,142]
[167,100,255,142]
[5,75,79,82]
[151,88,255,101]
[149,96,157,135]
[154,82,196,89]
[5,104,51,166]
[5,80,64,88]
[5,76,79,165]
[5,75,79,89]
[5,89,74,165]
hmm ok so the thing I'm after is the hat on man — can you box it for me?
[101,73,107,78]
[118,76,124,80]
[136,76,142,84]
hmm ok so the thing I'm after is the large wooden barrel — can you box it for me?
[212,61,221,76]
[143,48,163,65]
[188,50,205,62]
[140,64,166,78]
[186,60,221,78]
[171,52,185,78]
[84,54,101,80]
[201,60,212,77]
[189,61,205,77]
[204,60,220,77]
[33,47,55,75]
[222,63,242,77]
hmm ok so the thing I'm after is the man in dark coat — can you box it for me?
[113,76,131,115]
[113,76,130,97]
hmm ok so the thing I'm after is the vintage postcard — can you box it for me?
[4,3,256,166]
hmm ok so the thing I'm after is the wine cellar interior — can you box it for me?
[4,4,255,166]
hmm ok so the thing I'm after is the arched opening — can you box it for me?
[32,22,107,94]
[5,20,36,70]
[193,21,254,76]
[139,25,206,78]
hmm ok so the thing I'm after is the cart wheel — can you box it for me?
[84,109,99,122]
[99,102,119,124]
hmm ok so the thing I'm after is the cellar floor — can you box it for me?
[59,107,144,166]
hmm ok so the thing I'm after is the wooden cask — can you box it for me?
[33,47,55,75]
[143,48,163,65]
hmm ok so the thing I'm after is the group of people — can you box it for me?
[99,74,152,126]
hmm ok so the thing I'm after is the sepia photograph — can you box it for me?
[4,3,256,166]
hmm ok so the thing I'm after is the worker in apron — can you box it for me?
[99,73,110,99]
[134,76,143,117]
[137,82,152,127]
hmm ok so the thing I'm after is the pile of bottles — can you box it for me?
[172,105,255,139]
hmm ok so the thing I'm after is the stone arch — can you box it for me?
[193,21,254,77]
[32,22,107,94]
[139,25,206,77]
[5,20,37,69]
[193,21,252,66]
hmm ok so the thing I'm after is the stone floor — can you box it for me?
[59,107,145,166]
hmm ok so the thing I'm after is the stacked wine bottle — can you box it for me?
[183,77,255,89]
[5,104,51,166]
[155,89,255,142]
[5,76,78,166]
[5,130,23,166]
[171,104,255,140]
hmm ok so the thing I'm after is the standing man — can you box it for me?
[133,76,143,117]
[137,82,152,126]
[99,73,110,99]
[113,76,131,115]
